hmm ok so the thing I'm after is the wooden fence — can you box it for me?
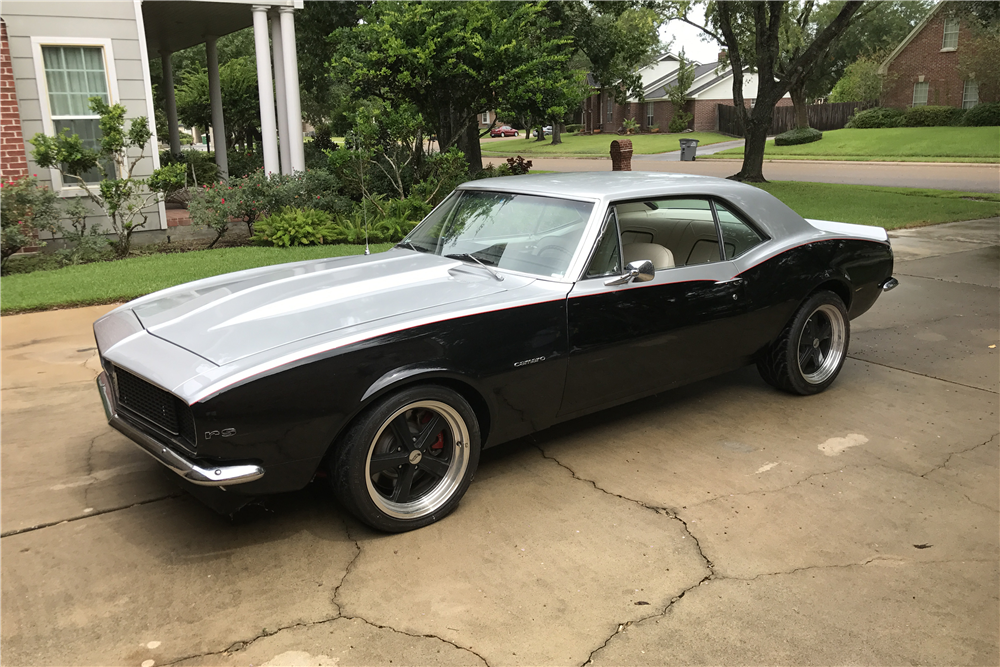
[717,100,876,136]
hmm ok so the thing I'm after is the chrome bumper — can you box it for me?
[97,371,264,486]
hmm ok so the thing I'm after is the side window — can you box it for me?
[584,211,621,278]
[616,197,718,269]
[713,201,765,259]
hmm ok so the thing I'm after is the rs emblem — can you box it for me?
[204,428,237,439]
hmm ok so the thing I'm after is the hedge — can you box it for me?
[774,127,823,146]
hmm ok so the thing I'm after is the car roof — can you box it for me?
[457,172,810,239]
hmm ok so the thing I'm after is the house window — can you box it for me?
[912,82,929,106]
[41,45,111,183]
[607,97,613,123]
[963,80,979,109]
[646,101,655,127]
[942,17,959,50]
[481,111,490,124]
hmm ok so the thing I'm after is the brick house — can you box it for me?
[581,53,791,134]
[879,3,982,109]
[1,19,28,182]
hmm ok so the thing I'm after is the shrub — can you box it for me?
[188,181,237,247]
[774,127,823,146]
[227,148,264,179]
[159,149,219,188]
[846,106,904,128]
[252,208,336,247]
[961,102,1000,127]
[622,118,640,135]
[506,155,532,175]
[668,110,693,133]
[901,105,963,127]
[1,176,61,271]
[565,124,582,133]
[54,197,111,265]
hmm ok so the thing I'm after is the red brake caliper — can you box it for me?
[420,412,445,451]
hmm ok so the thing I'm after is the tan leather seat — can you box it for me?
[685,239,722,265]
[623,242,674,270]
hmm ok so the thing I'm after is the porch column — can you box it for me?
[251,5,279,175]
[205,36,228,179]
[270,9,291,174]
[160,51,181,154]
[279,7,304,172]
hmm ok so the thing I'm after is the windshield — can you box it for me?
[401,190,594,279]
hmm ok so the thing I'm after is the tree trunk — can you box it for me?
[456,119,483,175]
[790,82,809,129]
[551,122,562,145]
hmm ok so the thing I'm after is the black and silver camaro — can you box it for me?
[95,173,897,532]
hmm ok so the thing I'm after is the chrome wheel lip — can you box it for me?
[365,400,470,520]
[797,303,846,385]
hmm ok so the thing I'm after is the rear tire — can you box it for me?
[331,385,481,532]
[757,291,850,395]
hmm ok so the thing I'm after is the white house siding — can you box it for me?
[3,1,163,234]
[691,73,792,101]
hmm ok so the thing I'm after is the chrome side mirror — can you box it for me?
[605,260,655,286]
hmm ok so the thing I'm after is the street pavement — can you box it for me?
[2,221,998,666]
[485,154,1000,192]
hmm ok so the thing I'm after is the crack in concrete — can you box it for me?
[847,355,998,394]
[330,518,363,616]
[921,433,998,478]
[0,494,180,538]
[340,614,492,667]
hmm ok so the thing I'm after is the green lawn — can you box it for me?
[705,127,1000,162]
[754,182,1000,230]
[482,132,733,157]
[0,243,392,314]
[2,182,997,314]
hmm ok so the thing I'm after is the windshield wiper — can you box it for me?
[445,253,504,282]
[396,240,427,253]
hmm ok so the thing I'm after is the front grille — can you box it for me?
[112,366,196,447]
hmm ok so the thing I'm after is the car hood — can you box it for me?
[130,250,525,365]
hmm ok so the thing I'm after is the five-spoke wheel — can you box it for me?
[331,386,480,532]
[757,290,850,395]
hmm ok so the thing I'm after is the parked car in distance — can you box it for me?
[490,125,519,137]
[94,173,897,533]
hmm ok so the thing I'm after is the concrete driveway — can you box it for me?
[2,221,998,666]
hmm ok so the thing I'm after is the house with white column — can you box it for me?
[1,0,305,242]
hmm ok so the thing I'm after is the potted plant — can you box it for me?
[593,128,602,134]
[649,125,660,133]
[622,118,639,135]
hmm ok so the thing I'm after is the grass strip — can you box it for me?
[1,243,392,314]
[707,127,1000,161]
[481,131,733,157]
[754,182,1000,230]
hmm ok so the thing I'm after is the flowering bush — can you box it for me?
[1,176,61,271]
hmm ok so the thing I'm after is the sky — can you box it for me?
[658,5,722,65]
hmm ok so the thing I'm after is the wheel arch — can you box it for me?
[335,367,494,453]
[809,277,853,312]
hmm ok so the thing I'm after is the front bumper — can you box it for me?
[97,371,265,486]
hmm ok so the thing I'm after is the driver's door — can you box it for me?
[559,201,748,418]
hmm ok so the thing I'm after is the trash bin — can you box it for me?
[679,138,699,161]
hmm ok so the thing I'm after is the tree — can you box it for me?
[174,57,261,151]
[952,3,1000,103]
[828,52,889,103]
[666,1,869,181]
[344,1,574,173]
[30,99,185,257]
[664,50,696,131]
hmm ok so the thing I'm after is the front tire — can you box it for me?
[757,291,850,395]
[331,385,481,532]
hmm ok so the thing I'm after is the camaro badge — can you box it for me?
[513,356,545,368]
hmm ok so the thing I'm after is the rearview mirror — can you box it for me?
[604,260,655,286]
